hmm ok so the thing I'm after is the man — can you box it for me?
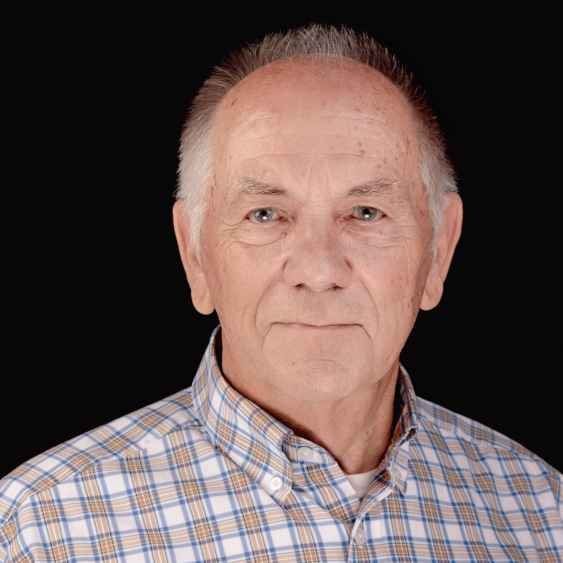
[1,23,561,561]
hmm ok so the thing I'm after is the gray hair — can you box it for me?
[174,23,458,265]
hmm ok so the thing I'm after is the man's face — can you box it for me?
[175,58,458,402]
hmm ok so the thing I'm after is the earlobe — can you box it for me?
[420,192,463,311]
[172,200,215,315]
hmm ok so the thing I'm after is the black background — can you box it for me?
[5,9,561,477]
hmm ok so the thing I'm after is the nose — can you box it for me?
[282,214,352,292]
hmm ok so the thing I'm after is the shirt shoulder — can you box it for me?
[0,386,201,530]
[414,394,562,507]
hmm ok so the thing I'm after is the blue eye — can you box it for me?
[351,206,385,222]
[248,208,280,224]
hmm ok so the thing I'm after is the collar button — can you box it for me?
[299,447,316,462]
[269,476,283,493]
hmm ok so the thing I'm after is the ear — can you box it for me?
[420,192,463,311]
[172,200,215,315]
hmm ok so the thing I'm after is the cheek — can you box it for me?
[364,245,424,312]
[210,242,273,314]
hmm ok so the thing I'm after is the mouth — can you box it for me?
[284,323,355,329]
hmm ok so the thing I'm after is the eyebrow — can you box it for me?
[233,176,399,201]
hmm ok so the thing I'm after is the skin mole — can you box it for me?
[357,140,366,156]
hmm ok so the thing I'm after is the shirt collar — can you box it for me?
[190,323,419,499]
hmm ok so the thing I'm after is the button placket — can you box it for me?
[350,518,366,546]
[354,525,365,545]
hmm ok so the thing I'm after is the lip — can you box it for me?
[284,323,354,329]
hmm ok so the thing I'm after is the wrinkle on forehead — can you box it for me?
[230,111,390,131]
[226,114,395,146]
[224,131,410,161]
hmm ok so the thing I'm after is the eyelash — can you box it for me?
[246,206,386,225]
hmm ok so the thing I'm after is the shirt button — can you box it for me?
[299,447,316,462]
[269,476,283,493]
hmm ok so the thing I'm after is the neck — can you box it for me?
[217,328,402,475]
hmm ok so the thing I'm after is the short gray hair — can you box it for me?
[174,23,458,264]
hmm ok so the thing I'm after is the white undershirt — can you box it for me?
[346,468,379,499]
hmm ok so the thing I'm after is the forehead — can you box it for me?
[211,58,420,192]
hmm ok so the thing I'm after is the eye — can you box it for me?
[247,207,282,224]
[351,206,386,222]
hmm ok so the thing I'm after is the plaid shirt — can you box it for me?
[1,324,562,562]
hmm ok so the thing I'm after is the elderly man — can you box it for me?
[1,23,562,562]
